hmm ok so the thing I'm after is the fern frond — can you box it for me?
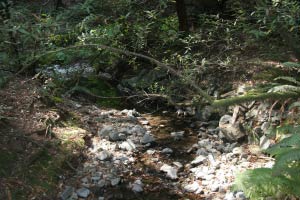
[274,76,300,86]
[289,101,300,110]
[282,62,300,68]
[233,168,292,199]
[273,149,300,174]
[268,85,300,93]
[266,133,300,155]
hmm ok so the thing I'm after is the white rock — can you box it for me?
[184,181,202,193]
[97,150,111,161]
[119,139,136,151]
[160,164,178,179]
[191,155,207,165]
[260,135,271,150]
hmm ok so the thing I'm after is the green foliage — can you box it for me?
[234,128,300,199]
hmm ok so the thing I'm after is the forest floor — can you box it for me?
[0,74,276,200]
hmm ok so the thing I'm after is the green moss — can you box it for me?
[80,76,121,108]
[253,68,286,81]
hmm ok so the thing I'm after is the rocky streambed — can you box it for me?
[58,103,274,200]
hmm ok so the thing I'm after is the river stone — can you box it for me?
[119,139,136,151]
[76,188,90,198]
[219,115,246,141]
[260,135,271,150]
[184,181,202,193]
[160,164,178,179]
[109,131,121,141]
[97,150,111,161]
[191,155,207,165]
[141,133,155,144]
[60,186,74,200]
[98,125,114,138]
[132,179,144,193]
[111,177,121,186]
[161,148,173,154]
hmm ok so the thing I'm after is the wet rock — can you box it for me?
[160,164,178,180]
[184,181,202,193]
[161,148,173,154]
[141,133,155,144]
[191,155,207,165]
[60,186,74,200]
[170,131,184,140]
[131,179,144,193]
[219,115,246,141]
[76,188,90,198]
[260,135,271,150]
[119,139,136,151]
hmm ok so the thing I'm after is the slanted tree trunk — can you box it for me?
[175,0,188,32]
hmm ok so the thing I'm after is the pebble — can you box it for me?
[160,164,178,180]
[76,188,90,198]
[141,133,155,144]
[184,181,202,194]
[191,155,207,165]
[161,148,173,154]
[132,179,144,193]
[111,177,121,186]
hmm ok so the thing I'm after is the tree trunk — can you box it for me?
[175,0,188,32]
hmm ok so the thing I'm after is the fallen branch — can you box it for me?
[16,44,213,103]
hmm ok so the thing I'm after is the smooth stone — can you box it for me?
[184,181,202,193]
[260,135,271,150]
[173,161,183,169]
[60,186,74,200]
[161,148,173,154]
[98,125,114,137]
[132,179,144,193]
[111,177,121,186]
[97,150,111,161]
[191,155,207,165]
[109,131,121,141]
[160,164,178,180]
[232,146,243,155]
[141,134,155,144]
[119,139,136,151]
[97,179,106,188]
[76,188,90,198]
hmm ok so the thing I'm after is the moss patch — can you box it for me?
[80,76,121,108]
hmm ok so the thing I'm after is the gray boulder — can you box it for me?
[219,115,246,141]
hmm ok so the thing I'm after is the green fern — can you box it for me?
[282,62,300,68]
[274,76,300,86]
[234,132,300,199]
